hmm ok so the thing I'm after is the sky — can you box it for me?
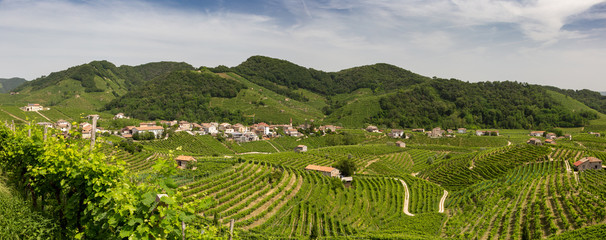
[1,0,606,91]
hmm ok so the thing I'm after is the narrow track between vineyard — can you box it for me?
[438,190,448,213]
[393,178,414,216]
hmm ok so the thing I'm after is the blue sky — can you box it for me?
[1,0,606,91]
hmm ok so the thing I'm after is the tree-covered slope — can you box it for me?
[105,70,247,122]
[11,61,193,109]
[231,55,428,97]
[371,79,599,129]
[0,77,26,93]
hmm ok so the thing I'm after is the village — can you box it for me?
[19,103,605,178]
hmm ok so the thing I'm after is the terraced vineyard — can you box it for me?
[96,129,606,239]
[143,132,233,156]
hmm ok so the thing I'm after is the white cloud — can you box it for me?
[0,0,605,90]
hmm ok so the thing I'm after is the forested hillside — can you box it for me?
[0,77,26,93]
[231,55,428,96]
[372,80,599,129]
[105,70,247,122]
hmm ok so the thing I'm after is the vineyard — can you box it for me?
[4,122,606,239]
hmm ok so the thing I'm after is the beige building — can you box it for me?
[175,155,196,169]
[305,165,340,178]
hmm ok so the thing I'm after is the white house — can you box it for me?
[21,103,44,112]
[132,126,164,138]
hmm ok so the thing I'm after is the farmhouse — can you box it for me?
[132,126,164,138]
[529,131,545,137]
[121,126,136,136]
[285,128,303,137]
[294,145,308,152]
[476,130,499,136]
[527,138,542,146]
[232,123,247,133]
[219,123,231,131]
[80,122,93,139]
[412,128,425,133]
[395,141,406,148]
[178,121,192,131]
[56,120,71,132]
[319,125,340,133]
[573,157,603,172]
[458,128,467,134]
[305,165,341,178]
[202,123,218,135]
[21,103,44,111]
[545,133,557,140]
[564,134,572,140]
[388,129,404,138]
[113,113,129,119]
[544,139,556,145]
[366,125,379,133]
[427,127,445,138]
[175,155,196,169]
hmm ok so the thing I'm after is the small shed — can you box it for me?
[341,176,353,188]
[395,141,406,148]
[294,145,308,153]
[573,157,603,172]
[305,165,340,178]
[175,155,196,169]
[544,139,556,145]
[527,138,542,146]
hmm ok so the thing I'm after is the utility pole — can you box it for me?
[90,116,98,153]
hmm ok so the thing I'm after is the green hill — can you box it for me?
[0,77,26,93]
[104,70,247,122]
[1,56,605,130]
[10,60,193,109]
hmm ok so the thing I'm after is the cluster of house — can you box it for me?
[116,114,341,143]
[376,126,498,139]
[527,131,573,146]
[20,103,47,112]
[36,115,107,139]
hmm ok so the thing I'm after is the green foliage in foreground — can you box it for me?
[0,125,220,239]
[0,177,59,239]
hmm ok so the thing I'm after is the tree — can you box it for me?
[334,158,357,177]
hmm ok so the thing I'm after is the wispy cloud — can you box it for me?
[0,0,605,90]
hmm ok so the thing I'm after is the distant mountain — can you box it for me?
[601,91,606,96]
[12,61,193,109]
[0,77,26,93]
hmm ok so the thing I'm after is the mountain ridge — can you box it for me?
[1,56,604,129]
[0,77,27,93]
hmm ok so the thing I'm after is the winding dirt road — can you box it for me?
[439,190,448,213]
[393,178,414,216]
